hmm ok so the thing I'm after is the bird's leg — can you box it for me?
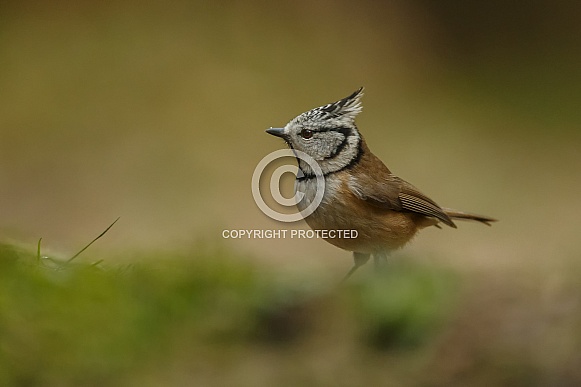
[342,252,370,282]
[373,251,389,273]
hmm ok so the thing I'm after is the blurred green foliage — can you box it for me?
[2,244,581,386]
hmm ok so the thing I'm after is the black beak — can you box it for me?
[266,127,286,138]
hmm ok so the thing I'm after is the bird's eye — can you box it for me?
[300,129,313,139]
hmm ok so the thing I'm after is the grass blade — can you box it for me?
[67,217,120,263]
[37,237,42,263]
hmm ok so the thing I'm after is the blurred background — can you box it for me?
[1,0,581,267]
[1,0,581,385]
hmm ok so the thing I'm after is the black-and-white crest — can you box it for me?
[298,87,364,125]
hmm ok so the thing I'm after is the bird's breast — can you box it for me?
[296,174,421,253]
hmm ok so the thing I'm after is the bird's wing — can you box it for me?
[347,173,456,228]
[397,179,456,227]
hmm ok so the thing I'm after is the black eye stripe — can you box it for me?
[312,127,352,136]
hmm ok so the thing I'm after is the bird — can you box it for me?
[266,88,496,280]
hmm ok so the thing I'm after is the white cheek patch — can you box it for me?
[326,134,347,159]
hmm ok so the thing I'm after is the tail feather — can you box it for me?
[442,208,497,226]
